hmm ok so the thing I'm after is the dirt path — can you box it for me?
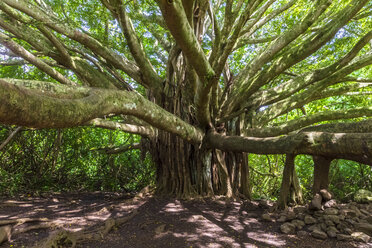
[0,193,370,248]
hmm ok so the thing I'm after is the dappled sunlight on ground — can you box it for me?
[0,194,366,248]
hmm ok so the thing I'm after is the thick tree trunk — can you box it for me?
[312,155,333,195]
[278,154,303,209]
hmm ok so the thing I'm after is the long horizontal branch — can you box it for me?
[206,131,372,166]
[0,79,203,144]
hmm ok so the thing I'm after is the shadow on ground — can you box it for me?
[0,193,368,248]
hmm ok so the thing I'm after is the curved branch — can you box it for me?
[0,126,22,151]
[0,32,76,86]
[104,0,163,90]
[0,79,203,144]
[92,143,141,155]
[2,0,143,85]
[86,118,156,138]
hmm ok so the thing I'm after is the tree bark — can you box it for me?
[312,155,333,195]
[278,154,303,209]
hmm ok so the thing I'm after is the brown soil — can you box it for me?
[0,192,370,248]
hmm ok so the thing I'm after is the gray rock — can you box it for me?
[291,219,305,230]
[351,232,370,243]
[344,228,353,235]
[325,220,334,226]
[345,218,356,226]
[311,229,328,240]
[324,199,337,209]
[336,234,352,241]
[320,223,327,232]
[294,206,307,214]
[354,189,372,203]
[341,209,357,218]
[365,216,372,223]
[360,209,370,216]
[286,211,296,220]
[310,194,322,210]
[327,215,340,225]
[324,208,338,215]
[297,230,308,237]
[355,223,372,236]
[154,224,166,234]
[327,230,337,238]
[308,224,320,232]
[349,205,362,217]
[327,226,339,234]
[313,210,324,218]
[280,222,296,234]
[262,213,272,221]
[304,215,317,225]
[320,189,332,201]
[277,215,287,222]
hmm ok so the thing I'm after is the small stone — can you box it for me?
[286,211,296,220]
[324,208,338,215]
[327,230,337,238]
[313,210,324,218]
[360,209,370,216]
[351,232,370,243]
[342,209,357,218]
[277,215,287,222]
[310,194,322,210]
[294,206,307,214]
[365,216,372,223]
[291,219,305,230]
[344,228,353,235]
[154,224,166,234]
[297,230,308,236]
[311,229,328,240]
[328,215,340,225]
[349,205,362,217]
[308,224,320,232]
[280,223,296,234]
[324,199,337,209]
[320,223,327,232]
[262,213,272,221]
[320,189,332,201]
[336,234,352,241]
[304,215,317,225]
[325,220,334,226]
[345,218,356,226]
[327,226,339,234]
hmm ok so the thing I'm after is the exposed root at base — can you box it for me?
[0,209,139,248]
[32,209,139,248]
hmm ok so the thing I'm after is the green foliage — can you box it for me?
[0,126,154,195]
[329,160,372,202]
[249,154,372,202]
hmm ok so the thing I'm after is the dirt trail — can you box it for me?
[0,193,369,248]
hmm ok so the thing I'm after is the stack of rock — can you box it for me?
[277,189,372,244]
